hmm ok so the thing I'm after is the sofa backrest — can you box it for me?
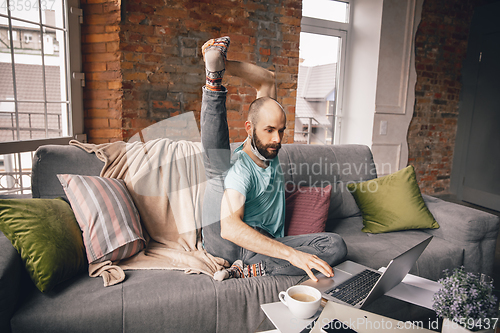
[230,143,377,220]
[279,144,376,220]
[33,143,376,220]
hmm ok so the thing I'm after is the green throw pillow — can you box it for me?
[0,198,86,292]
[347,165,439,234]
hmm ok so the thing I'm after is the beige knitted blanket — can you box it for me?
[70,139,228,286]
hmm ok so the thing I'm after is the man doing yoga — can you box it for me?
[200,37,347,282]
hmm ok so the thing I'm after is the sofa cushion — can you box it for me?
[0,198,87,292]
[212,274,303,332]
[58,174,146,264]
[11,267,300,333]
[11,270,219,333]
[122,270,218,332]
[284,184,332,236]
[347,165,439,234]
[329,216,463,281]
[11,271,124,333]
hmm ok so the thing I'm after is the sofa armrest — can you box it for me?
[422,195,500,276]
[0,232,23,333]
[32,145,104,199]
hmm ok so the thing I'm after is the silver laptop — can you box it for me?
[303,236,432,309]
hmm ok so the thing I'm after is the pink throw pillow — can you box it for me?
[284,184,332,236]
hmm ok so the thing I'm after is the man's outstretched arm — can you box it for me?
[220,189,334,282]
[226,61,277,99]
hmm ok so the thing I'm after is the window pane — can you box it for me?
[1,10,69,144]
[0,17,15,142]
[9,0,41,24]
[44,26,67,136]
[18,102,46,139]
[47,103,64,138]
[0,102,16,141]
[44,30,66,102]
[299,32,340,66]
[0,13,9,28]
[0,16,15,98]
[295,32,340,145]
[12,19,45,101]
[302,0,349,23]
[42,4,64,29]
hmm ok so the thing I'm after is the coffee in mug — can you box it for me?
[291,293,317,302]
[278,285,321,319]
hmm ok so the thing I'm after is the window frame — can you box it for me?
[0,0,84,155]
[300,0,351,145]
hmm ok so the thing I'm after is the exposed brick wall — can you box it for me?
[408,0,487,194]
[81,0,301,144]
[81,0,123,144]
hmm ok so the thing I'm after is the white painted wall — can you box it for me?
[371,0,423,176]
[340,0,384,146]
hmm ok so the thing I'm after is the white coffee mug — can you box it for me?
[278,285,321,319]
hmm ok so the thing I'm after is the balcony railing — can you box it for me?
[0,109,63,196]
[0,110,62,141]
[0,151,33,196]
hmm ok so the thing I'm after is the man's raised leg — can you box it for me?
[201,38,279,265]
[201,37,242,263]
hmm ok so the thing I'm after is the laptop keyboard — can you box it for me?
[325,269,381,306]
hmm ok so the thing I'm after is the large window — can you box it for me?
[0,0,82,195]
[295,0,349,145]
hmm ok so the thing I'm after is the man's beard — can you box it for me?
[252,128,281,160]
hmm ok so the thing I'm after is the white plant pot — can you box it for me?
[441,318,494,333]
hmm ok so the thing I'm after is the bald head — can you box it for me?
[248,97,286,126]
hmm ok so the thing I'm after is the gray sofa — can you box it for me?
[1,143,499,333]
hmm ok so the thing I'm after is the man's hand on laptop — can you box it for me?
[289,249,334,282]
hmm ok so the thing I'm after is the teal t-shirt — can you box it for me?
[224,142,285,238]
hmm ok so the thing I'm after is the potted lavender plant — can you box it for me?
[433,267,498,332]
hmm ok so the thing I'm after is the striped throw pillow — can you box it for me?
[58,174,145,264]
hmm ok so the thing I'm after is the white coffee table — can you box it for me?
[259,269,441,333]
[259,300,436,333]
[259,301,322,333]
